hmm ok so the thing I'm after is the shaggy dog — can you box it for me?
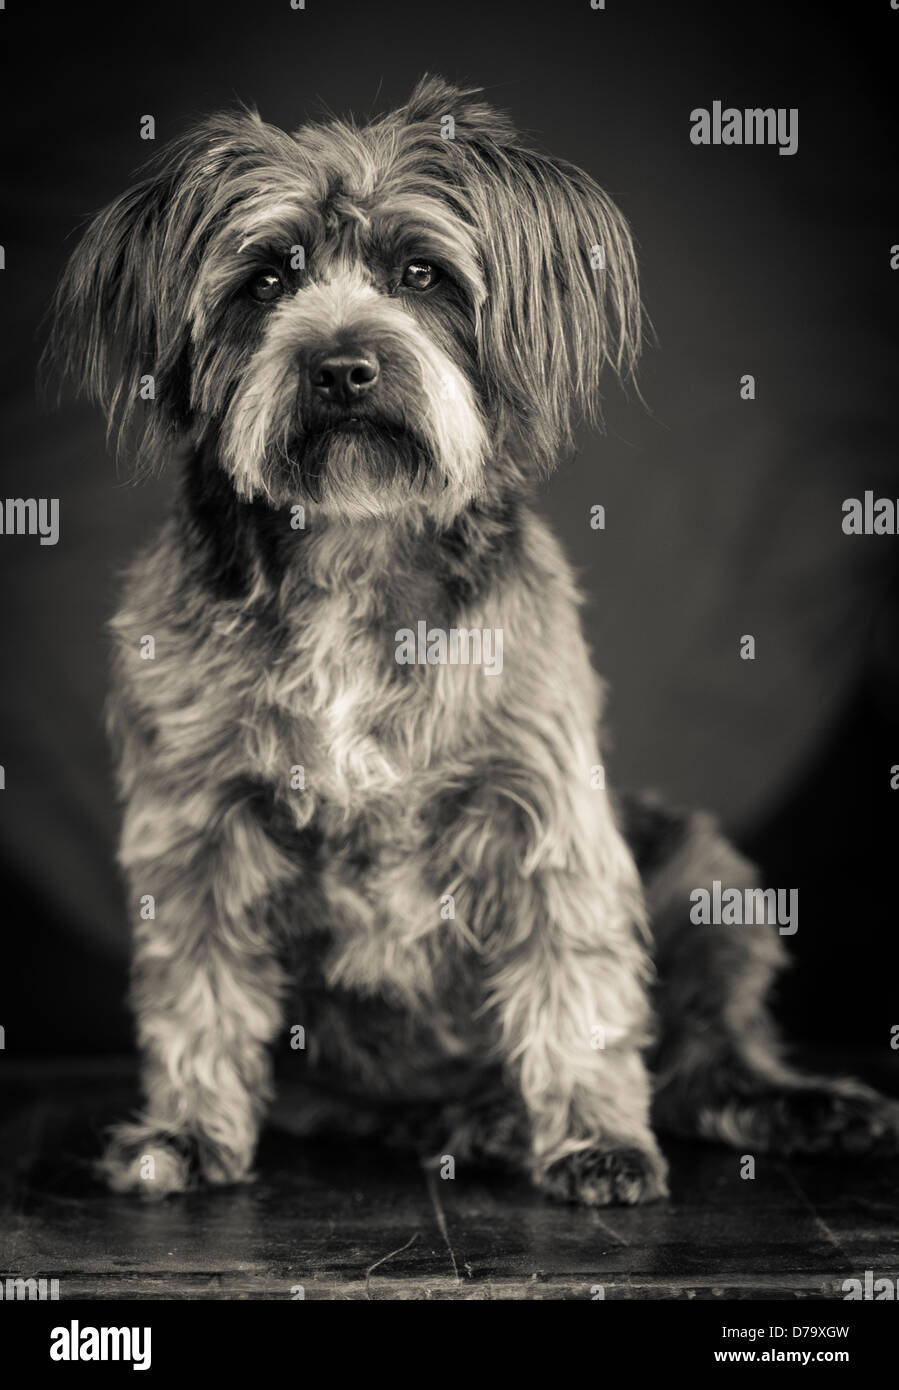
[46,76,899,1204]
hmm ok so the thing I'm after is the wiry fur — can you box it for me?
[46,77,899,1204]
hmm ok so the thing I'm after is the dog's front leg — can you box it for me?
[100,789,296,1198]
[450,773,668,1206]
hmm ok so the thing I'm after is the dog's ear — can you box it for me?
[404,82,642,470]
[470,143,642,470]
[42,170,185,472]
[41,111,285,473]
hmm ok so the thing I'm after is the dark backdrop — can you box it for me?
[1,0,897,1054]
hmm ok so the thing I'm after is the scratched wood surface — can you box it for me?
[2,1060,898,1300]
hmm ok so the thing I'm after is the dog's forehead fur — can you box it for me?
[205,109,486,301]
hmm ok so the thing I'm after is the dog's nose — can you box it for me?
[310,353,380,404]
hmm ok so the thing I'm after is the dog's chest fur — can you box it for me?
[114,480,523,1039]
[275,516,490,803]
[265,520,502,1011]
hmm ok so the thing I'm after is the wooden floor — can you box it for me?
[2,1060,898,1300]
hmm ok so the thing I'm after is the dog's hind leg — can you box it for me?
[620,793,899,1156]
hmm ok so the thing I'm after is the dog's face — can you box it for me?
[47,76,641,524]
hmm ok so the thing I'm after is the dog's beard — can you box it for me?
[285,418,435,520]
[223,384,484,524]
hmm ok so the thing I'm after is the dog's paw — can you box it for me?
[536,1142,669,1207]
[714,1079,899,1157]
[98,1123,253,1199]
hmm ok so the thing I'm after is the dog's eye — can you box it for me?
[401,261,440,291]
[247,270,284,303]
